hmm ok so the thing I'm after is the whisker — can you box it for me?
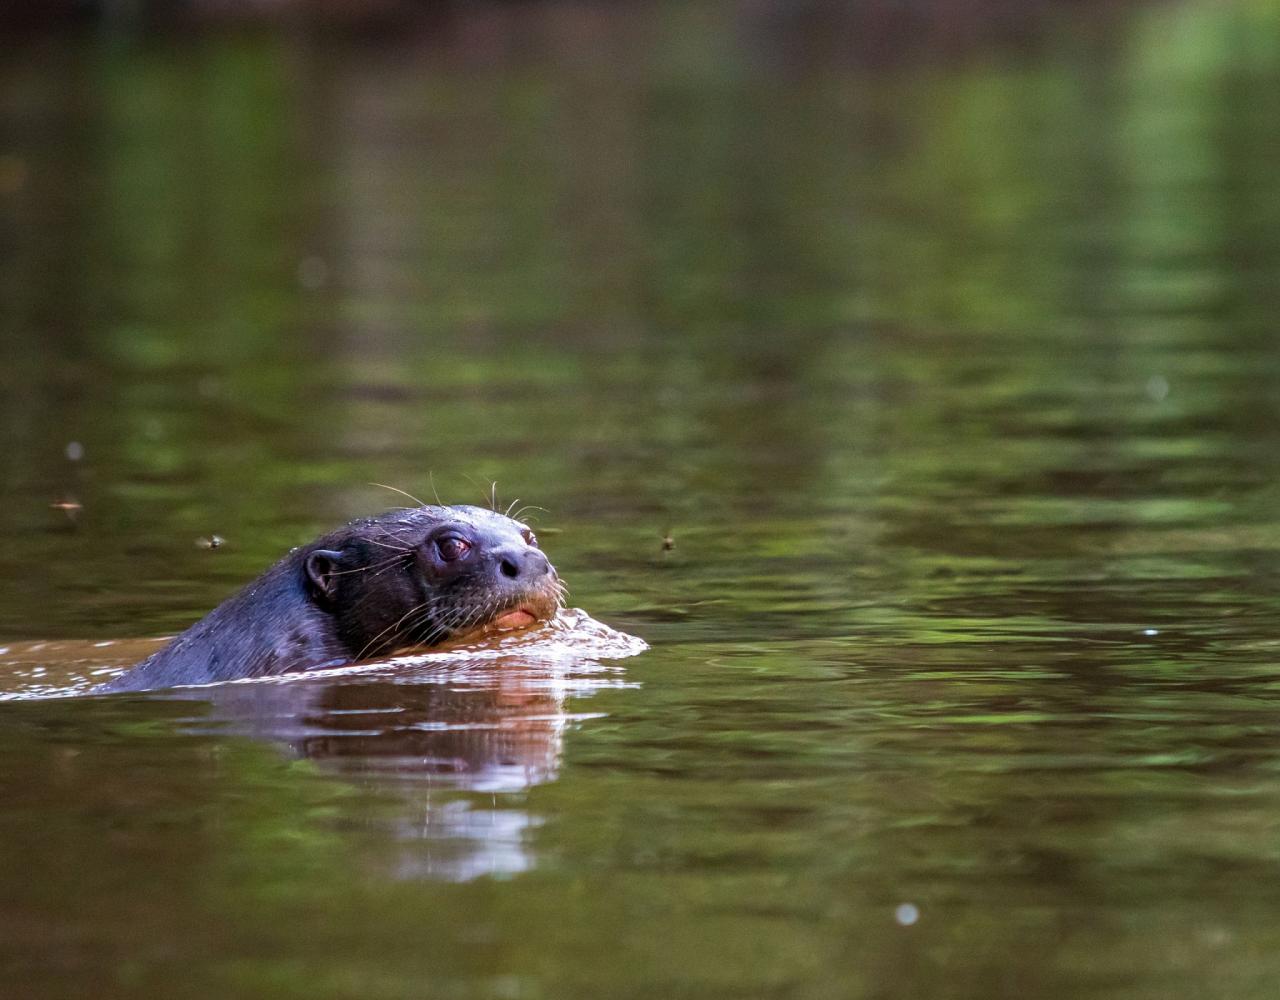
[381,526,419,547]
[424,603,474,646]
[327,552,408,578]
[458,599,491,637]
[400,604,447,647]
[362,537,413,553]
[461,473,496,510]
[355,597,436,661]
[454,597,488,634]
[369,482,428,509]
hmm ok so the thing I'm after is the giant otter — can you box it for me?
[96,505,562,694]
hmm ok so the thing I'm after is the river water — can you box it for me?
[4,2,1280,997]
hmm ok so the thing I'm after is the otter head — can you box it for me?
[301,505,563,661]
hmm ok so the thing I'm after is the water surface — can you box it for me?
[4,1,1280,997]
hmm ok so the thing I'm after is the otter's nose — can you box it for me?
[497,547,551,580]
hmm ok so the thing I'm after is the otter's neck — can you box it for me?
[97,561,347,694]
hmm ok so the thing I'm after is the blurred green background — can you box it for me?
[5,1,1280,997]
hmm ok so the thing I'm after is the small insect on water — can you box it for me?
[196,534,226,550]
[661,528,675,552]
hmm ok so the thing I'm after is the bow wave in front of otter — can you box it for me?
[96,504,623,694]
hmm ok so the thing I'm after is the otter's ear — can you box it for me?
[304,549,346,605]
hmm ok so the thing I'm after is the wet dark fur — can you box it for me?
[96,505,560,694]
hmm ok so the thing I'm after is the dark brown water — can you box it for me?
[5,2,1280,997]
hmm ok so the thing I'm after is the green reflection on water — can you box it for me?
[4,1,1280,997]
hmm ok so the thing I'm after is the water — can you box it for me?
[4,1,1280,996]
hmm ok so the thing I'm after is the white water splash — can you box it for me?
[0,609,647,701]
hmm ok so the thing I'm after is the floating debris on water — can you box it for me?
[50,497,82,524]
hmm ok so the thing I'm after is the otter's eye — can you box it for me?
[436,536,472,562]
[522,529,538,548]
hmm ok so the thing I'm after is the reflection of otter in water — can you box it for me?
[174,658,619,880]
[204,669,565,787]
[98,506,564,694]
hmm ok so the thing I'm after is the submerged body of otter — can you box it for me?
[96,505,562,694]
